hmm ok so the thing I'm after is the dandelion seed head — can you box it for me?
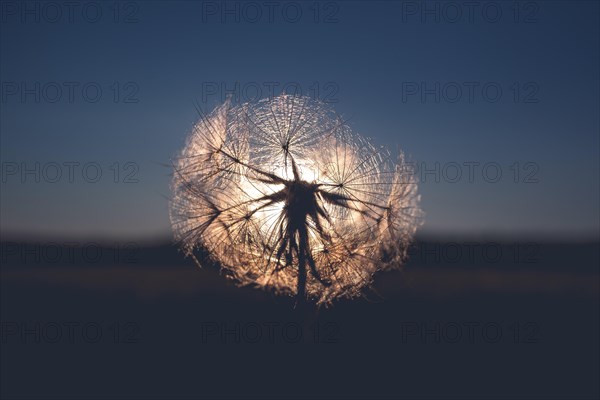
[170,94,423,305]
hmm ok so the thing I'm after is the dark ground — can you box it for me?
[1,238,598,399]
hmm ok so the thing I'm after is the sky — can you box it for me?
[1,0,598,240]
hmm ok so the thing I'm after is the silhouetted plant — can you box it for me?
[170,95,422,305]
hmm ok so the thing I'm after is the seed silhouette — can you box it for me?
[170,94,422,305]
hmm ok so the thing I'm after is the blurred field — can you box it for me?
[1,239,598,399]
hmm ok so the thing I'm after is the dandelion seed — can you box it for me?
[170,94,423,305]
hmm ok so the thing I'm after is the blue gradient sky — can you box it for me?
[1,1,598,240]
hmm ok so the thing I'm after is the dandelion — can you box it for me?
[170,94,422,305]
